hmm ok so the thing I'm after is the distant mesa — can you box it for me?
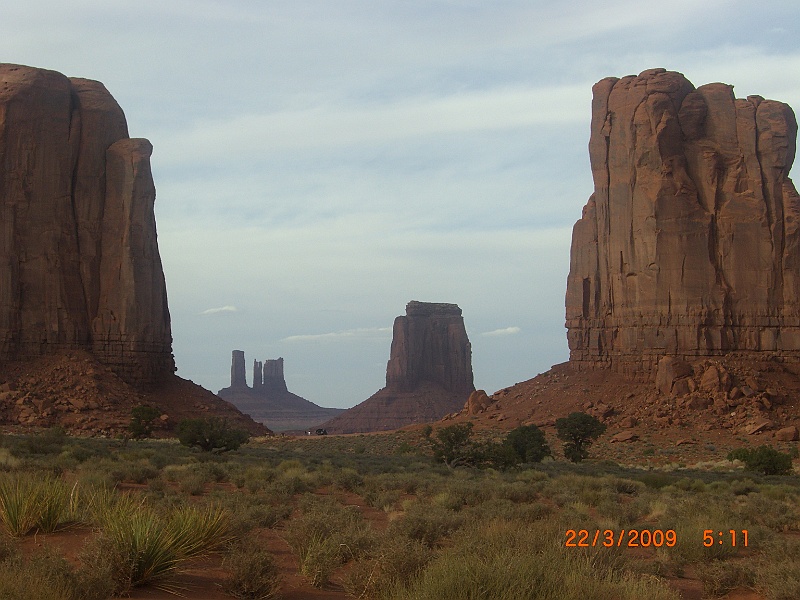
[217,352,343,432]
[320,301,475,434]
[566,68,800,375]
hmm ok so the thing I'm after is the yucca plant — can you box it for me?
[85,488,234,592]
[0,474,41,536]
[168,503,232,559]
[0,472,74,536]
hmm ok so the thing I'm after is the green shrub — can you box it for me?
[283,494,375,587]
[499,424,551,465]
[387,502,465,548]
[728,446,794,476]
[343,534,433,598]
[222,541,281,599]
[18,427,67,456]
[128,405,161,439]
[430,423,479,468]
[388,519,678,600]
[555,412,606,462]
[176,418,249,452]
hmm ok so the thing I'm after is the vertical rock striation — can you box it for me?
[566,69,800,374]
[0,64,173,386]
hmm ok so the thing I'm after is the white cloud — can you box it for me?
[199,305,237,315]
[482,327,522,337]
[283,327,392,343]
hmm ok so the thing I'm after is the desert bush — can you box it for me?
[387,502,465,548]
[0,548,75,600]
[387,519,677,600]
[657,498,740,565]
[16,427,68,456]
[343,533,433,598]
[753,536,800,600]
[284,494,375,587]
[298,533,341,588]
[734,492,800,532]
[430,423,479,468]
[498,424,551,465]
[222,539,281,599]
[555,412,606,462]
[728,446,794,476]
[128,405,161,439]
[695,560,755,598]
[176,417,249,453]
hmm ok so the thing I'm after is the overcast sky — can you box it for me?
[2,1,799,408]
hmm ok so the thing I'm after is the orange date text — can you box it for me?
[564,529,677,548]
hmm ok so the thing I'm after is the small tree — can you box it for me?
[728,445,794,476]
[176,417,249,452]
[128,405,161,439]
[555,412,606,462]
[430,423,478,468]
[500,424,551,465]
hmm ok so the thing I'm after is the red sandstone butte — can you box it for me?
[566,68,800,375]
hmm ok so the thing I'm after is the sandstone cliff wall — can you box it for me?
[566,69,800,374]
[0,64,173,385]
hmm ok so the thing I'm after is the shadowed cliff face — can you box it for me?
[386,301,474,394]
[0,64,173,386]
[566,68,800,374]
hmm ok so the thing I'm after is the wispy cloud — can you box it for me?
[200,305,237,315]
[282,327,392,343]
[482,327,521,337]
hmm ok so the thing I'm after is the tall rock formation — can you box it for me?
[0,64,173,386]
[218,352,342,431]
[387,301,475,394]
[566,68,800,374]
[262,358,289,393]
[320,301,475,433]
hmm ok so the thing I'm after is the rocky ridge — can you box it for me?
[0,350,266,436]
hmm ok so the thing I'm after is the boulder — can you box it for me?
[466,390,493,415]
[746,420,774,435]
[610,430,639,443]
[655,357,693,395]
[775,426,799,441]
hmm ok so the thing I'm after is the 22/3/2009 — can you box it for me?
[565,529,677,548]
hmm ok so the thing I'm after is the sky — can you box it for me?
[2,1,799,408]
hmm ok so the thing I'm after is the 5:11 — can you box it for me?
[703,529,748,547]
